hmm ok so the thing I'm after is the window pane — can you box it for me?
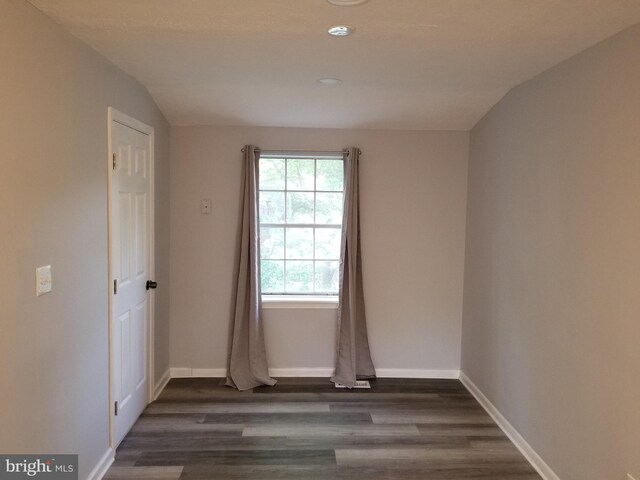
[315,261,339,293]
[259,158,285,190]
[261,260,284,293]
[316,192,343,224]
[315,228,341,259]
[260,227,284,259]
[286,192,314,223]
[285,261,313,293]
[286,159,315,190]
[316,160,343,191]
[286,228,313,259]
[259,191,285,223]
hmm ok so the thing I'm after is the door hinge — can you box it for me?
[113,279,118,295]
[112,153,117,170]
[114,401,119,416]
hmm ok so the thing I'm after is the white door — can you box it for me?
[109,111,154,446]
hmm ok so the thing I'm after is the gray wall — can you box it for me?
[0,1,170,477]
[170,126,468,374]
[462,24,640,480]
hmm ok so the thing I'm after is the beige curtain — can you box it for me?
[331,147,376,387]
[225,145,277,391]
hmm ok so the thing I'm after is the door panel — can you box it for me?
[135,193,146,276]
[118,192,131,284]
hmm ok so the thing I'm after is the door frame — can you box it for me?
[107,106,155,447]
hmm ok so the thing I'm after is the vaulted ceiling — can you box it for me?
[28,0,640,130]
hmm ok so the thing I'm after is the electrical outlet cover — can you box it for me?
[36,265,52,296]
[201,198,212,214]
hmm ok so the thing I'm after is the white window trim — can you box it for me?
[262,295,338,309]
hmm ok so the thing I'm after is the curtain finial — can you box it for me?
[343,148,362,156]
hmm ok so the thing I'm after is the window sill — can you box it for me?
[262,295,339,310]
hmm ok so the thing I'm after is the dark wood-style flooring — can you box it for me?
[104,377,541,480]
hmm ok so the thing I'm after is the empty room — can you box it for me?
[0,0,638,479]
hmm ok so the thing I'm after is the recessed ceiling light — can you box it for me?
[328,25,354,36]
[327,0,370,5]
[318,78,342,85]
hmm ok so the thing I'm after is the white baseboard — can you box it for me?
[153,368,171,400]
[169,367,192,378]
[87,448,114,480]
[170,367,227,378]
[170,367,329,378]
[169,367,459,379]
[459,372,560,480]
[376,368,459,379]
[192,368,227,377]
[269,367,334,377]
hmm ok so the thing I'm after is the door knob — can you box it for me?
[146,280,158,290]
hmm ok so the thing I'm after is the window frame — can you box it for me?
[258,152,344,300]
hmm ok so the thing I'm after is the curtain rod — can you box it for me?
[241,148,362,155]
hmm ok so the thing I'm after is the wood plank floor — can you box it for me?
[104,378,541,480]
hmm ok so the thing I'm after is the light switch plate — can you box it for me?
[36,265,52,296]
[201,198,212,214]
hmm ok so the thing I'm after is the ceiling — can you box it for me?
[28,0,640,130]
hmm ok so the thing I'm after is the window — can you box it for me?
[259,154,344,295]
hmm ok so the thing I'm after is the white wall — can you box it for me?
[462,24,640,480]
[0,1,170,478]
[170,126,468,375]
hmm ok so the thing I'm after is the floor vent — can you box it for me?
[335,380,371,389]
